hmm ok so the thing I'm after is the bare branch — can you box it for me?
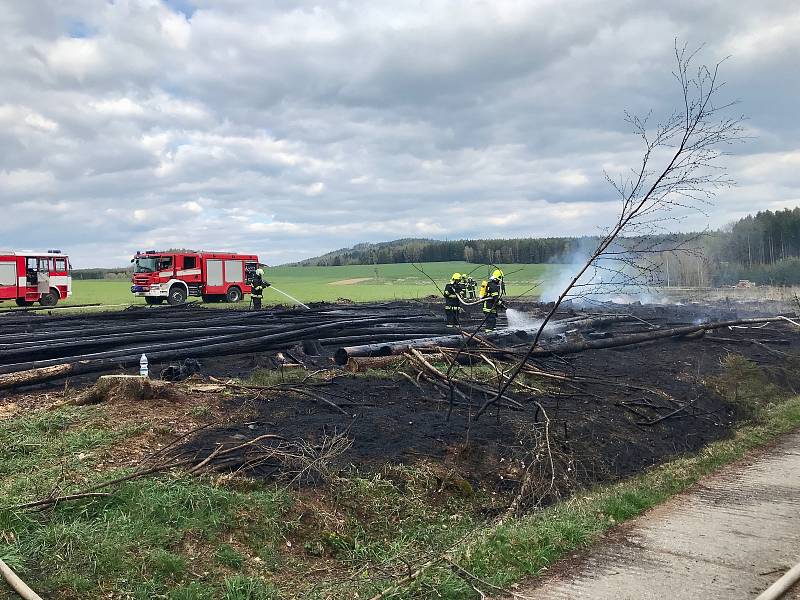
[475,42,744,420]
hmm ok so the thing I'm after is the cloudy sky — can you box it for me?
[1,1,798,267]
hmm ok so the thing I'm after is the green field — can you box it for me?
[52,262,556,308]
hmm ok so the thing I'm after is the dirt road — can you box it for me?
[513,431,800,599]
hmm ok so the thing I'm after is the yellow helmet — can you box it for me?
[452,272,462,281]
[492,269,504,279]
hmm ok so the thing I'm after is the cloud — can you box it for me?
[0,0,797,267]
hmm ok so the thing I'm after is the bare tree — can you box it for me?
[475,42,745,419]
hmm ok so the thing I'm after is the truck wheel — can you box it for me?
[39,290,59,307]
[225,287,243,303]
[145,297,165,305]
[15,299,33,307]
[167,286,187,306]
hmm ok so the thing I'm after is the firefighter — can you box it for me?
[466,276,478,300]
[250,268,271,310]
[482,269,506,331]
[443,272,465,327]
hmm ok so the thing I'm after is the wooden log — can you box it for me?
[0,316,403,376]
[0,363,74,390]
[526,317,796,358]
[334,330,530,365]
[0,316,437,390]
[346,355,405,372]
[332,315,637,365]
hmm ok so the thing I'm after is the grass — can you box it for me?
[0,407,296,599]
[708,354,794,420]
[1,357,799,598]
[31,261,558,310]
[0,406,482,599]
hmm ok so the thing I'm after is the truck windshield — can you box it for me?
[134,257,158,273]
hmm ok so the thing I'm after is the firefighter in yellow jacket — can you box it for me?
[443,273,465,327]
[465,276,478,300]
[482,269,506,331]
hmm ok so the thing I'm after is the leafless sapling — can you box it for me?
[475,42,745,419]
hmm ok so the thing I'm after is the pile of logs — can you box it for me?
[2,300,797,392]
[0,303,454,389]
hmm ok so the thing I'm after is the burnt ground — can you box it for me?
[4,298,799,500]
[177,304,800,497]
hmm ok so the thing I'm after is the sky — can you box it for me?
[1,0,799,267]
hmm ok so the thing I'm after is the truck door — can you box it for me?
[179,255,201,283]
[37,257,51,294]
[158,255,174,278]
[0,260,17,300]
[25,257,37,287]
[224,260,244,284]
[206,259,224,291]
[244,262,257,284]
[52,257,70,298]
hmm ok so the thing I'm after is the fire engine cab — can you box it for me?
[0,250,72,307]
[131,251,259,305]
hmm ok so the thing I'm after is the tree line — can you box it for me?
[701,208,800,285]
[295,237,591,267]
[713,208,800,266]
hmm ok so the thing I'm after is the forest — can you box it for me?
[294,237,588,267]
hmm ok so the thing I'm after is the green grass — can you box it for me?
[259,262,555,304]
[65,279,138,306]
[45,262,557,309]
[0,406,296,599]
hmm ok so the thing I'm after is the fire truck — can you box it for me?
[0,250,72,307]
[131,251,259,305]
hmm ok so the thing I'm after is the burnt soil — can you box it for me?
[179,301,800,495]
[5,299,798,497]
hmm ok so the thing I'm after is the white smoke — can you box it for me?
[506,308,544,330]
[539,248,670,306]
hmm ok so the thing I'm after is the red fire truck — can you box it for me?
[131,251,259,305]
[0,250,72,307]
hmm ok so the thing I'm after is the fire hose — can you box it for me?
[0,558,43,600]
[267,286,311,310]
[456,294,508,307]
[756,561,800,600]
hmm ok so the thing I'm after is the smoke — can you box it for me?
[538,244,670,306]
[506,308,544,330]
[538,249,591,303]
